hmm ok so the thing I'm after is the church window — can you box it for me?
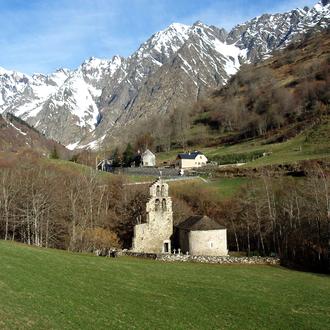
[155,199,160,211]
[156,185,160,196]
[161,185,165,196]
[162,199,167,211]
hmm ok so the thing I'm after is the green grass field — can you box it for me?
[0,241,329,329]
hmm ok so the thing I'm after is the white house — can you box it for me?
[176,151,208,169]
[96,159,112,172]
[141,149,156,167]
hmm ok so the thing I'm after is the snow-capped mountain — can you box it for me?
[92,21,245,147]
[0,56,125,147]
[227,0,330,62]
[0,0,329,149]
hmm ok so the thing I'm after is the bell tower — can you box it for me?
[132,178,173,253]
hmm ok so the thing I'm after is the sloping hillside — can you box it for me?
[0,113,69,157]
[0,241,329,329]
[139,29,329,168]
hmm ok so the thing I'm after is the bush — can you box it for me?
[79,228,120,252]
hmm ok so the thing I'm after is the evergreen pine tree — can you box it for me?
[122,143,134,167]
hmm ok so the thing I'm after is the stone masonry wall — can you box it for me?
[121,251,280,265]
[188,229,228,256]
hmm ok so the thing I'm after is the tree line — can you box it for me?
[0,154,329,272]
[0,155,148,251]
[171,166,330,273]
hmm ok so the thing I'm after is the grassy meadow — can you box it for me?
[156,118,330,168]
[0,241,329,329]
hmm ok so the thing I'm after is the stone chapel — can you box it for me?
[132,179,173,254]
[132,178,228,256]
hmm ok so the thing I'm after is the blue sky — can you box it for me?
[0,0,317,74]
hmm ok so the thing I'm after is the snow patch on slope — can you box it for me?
[52,71,100,128]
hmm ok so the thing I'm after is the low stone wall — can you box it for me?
[121,251,280,265]
[120,251,158,259]
[115,167,179,177]
[158,254,280,264]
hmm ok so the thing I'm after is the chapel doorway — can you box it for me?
[163,242,169,253]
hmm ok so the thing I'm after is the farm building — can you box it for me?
[176,151,208,169]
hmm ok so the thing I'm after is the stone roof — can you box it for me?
[177,151,202,160]
[176,215,226,231]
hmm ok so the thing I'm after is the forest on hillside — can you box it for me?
[193,30,329,140]
[0,154,329,273]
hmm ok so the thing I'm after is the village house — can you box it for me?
[141,149,156,167]
[132,178,227,256]
[176,151,208,169]
[96,159,112,172]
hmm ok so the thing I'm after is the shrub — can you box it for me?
[79,228,121,252]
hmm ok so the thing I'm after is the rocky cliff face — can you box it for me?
[227,1,330,62]
[0,1,329,149]
[92,21,245,148]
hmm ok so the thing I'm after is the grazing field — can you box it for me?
[0,241,329,329]
[156,118,330,168]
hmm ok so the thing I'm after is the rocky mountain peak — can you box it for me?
[192,20,205,27]
[0,1,329,149]
[133,22,190,63]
